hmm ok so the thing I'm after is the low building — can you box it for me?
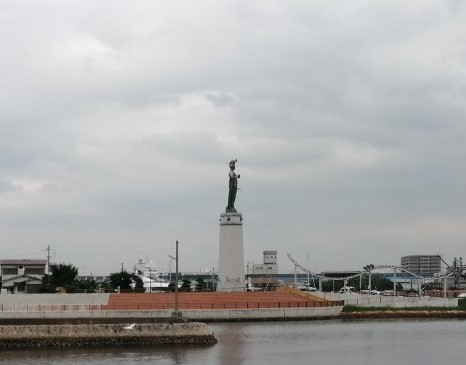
[401,255,441,277]
[252,250,278,275]
[0,259,47,294]
[249,251,279,290]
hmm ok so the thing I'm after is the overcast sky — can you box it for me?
[1,1,465,276]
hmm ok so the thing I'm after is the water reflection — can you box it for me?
[0,346,205,365]
[214,323,249,365]
[1,320,466,365]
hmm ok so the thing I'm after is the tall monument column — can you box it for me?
[217,160,245,291]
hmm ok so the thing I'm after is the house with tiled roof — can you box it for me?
[0,259,47,294]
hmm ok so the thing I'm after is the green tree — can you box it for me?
[317,274,396,293]
[50,263,78,287]
[40,263,79,293]
[180,279,192,292]
[167,283,176,292]
[195,277,207,292]
[99,280,114,293]
[109,271,144,292]
[132,274,144,292]
[346,273,396,292]
[67,277,97,293]
[319,280,338,292]
[109,271,133,290]
[371,275,394,291]
[40,274,56,293]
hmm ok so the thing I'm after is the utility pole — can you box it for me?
[306,252,310,285]
[149,265,152,293]
[173,240,181,317]
[45,245,51,275]
[212,265,215,292]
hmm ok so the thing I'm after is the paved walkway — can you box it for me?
[104,291,340,310]
[0,292,343,321]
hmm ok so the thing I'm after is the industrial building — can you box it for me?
[400,255,441,277]
[248,251,279,290]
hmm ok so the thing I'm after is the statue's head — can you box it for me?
[229,159,237,170]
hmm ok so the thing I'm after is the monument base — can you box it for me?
[217,212,245,292]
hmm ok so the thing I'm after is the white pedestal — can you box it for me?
[217,212,245,291]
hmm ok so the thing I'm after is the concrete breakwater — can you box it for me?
[0,323,217,348]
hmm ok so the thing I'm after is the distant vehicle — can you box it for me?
[458,293,466,298]
[371,290,382,295]
[339,286,356,293]
[298,284,317,292]
[360,289,370,294]
[382,290,396,296]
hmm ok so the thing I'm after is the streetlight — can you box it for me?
[172,240,181,318]
[168,255,175,283]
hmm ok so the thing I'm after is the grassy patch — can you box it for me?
[459,298,466,310]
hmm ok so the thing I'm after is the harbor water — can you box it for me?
[0,319,465,365]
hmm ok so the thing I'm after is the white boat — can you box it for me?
[134,259,171,292]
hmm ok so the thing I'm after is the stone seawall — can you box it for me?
[0,323,217,348]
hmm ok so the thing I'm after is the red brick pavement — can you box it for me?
[103,291,339,310]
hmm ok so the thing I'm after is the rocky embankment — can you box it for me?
[0,323,217,348]
[340,310,466,319]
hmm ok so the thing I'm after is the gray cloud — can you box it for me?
[1,1,465,274]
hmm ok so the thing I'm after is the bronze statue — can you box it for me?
[226,159,240,213]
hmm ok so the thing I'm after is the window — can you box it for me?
[24,267,45,275]
[2,268,18,276]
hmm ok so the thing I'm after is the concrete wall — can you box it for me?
[182,306,342,320]
[0,293,109,306]
[0,306,343,321]
[316,292,458,308]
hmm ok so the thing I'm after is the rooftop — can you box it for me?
[0,259,47,266]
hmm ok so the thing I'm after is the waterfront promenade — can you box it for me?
[0,291,343,322]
